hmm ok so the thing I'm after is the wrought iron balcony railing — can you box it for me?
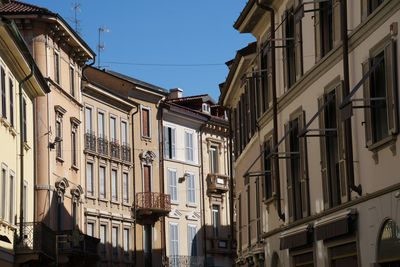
[163,256,205,267]
[85,131,96,152]
[14,222,56,259]
[110,139,120,159]
[136,192,171,212]
[97,136,108,156]
[57,229,99,257]
[121,143,131,162]
[207,173,229,193]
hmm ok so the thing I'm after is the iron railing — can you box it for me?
[207,173,229,193]
[97,136,108,156]
[14,222,56,259]
[163,256,205,267]
[110,139,120,159]
[121,143,131,162]
[57,229,99,257]
[85,131,96,152]
[136,192,171,212]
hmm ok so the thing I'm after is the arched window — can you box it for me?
[377,219,400,266]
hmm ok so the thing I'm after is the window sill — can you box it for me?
[9,127,17,137]
[171,201,179,206]
[24,142,31,151]
[186,203,197,208]
[71,164,79,171]
[123,202,130,207]
[141,136,152,142]
[0,117,10,128]
[111,200,120,205]
[56,156,64,163]
[99,198,108,202]
[368,134,397,153]
[86,195,96,200]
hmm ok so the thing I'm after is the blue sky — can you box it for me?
[28,0,255,101]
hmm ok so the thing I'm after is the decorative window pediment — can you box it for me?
[168,208,182,219]
[186,211,200,221]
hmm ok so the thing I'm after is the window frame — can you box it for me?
[140,105,151,140]
[1,163,8,221]
[99,165,106,199]
[9,170,15,225]
[123,172,129,203]
[69,65,75,97]
[100,224,107,259]
[111,169,118,201]
[210,145,219,174]
[212,204,220,237]
[1,66,6,119]
[168,168,178,203]
[86,162,94,196]
[87,221,95,237]
[186,172,196,206]
[188,224,198,256]
[164,125,176,160]
[54,50,60,85]
[9,75,13,127]
[185,130,194,162]
[169,222,179,257]
[112,225,119,260]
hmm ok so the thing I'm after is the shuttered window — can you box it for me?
[22,98,27,142]
[168,169,177,202]
[87,222,94,237]
[1,167,7,219]
[285,111,309,222]
[169,223,179,256]
[185,131,194,162]
[293,251,314,267]
[187,173,196,205]
[188,224,198,256]
[164,126,176,159]
[263,139,273,200]
[112,169,117,201]
[142,107,150,138]
[123,228,129,254]
[1,67,5,118]
[9,78,13,127]
[54,52,60,84]
[363,40,398,148]
[87,162,93,196]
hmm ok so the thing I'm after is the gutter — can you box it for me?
[256,0,285,221]
[227,109,235,255]
[131,105,139,266]
[199,123,207,263]
[158,103,167,264]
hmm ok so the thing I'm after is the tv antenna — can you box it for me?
[69,1,82,36]
[98,26,110,68]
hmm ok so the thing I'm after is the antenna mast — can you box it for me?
[98,26,110,69]
[71,1,82,36]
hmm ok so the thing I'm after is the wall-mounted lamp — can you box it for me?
[49,136,62,150]
[179,172,191,183]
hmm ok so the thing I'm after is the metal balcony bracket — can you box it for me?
[301,128,337,138]
[272,151,300,159]
[348,97,386,109]
[246,170,272,178]
[294,0,331,23]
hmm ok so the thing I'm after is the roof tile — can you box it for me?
[0,0,52,15]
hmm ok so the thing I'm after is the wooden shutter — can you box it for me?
[267,46,273,107]
[284,122,294,222]
[144,166,151,192]
[361,0,368,21]
[318,96,330,210]
[142,109,149,137]
[298,111,310,218]
[282,13,288,90]
[385,40,399,135]
[336,83,349,204]
[250,77,256,136]
[362,59,373,147]
[332,0,341,46]
[314,2,322,62]
[294,14,303,80]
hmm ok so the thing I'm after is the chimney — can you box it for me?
[168,88,183,99]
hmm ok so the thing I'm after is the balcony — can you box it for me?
[97,136,108,156]
[121,143,131,162]
[163,256,205,267]
[135,192,171,223]
[57,229,99,263]
[14,222,56,263]
[85,131,96,152]
[207,237,233,254]
[207,173,229,194]
[110,139,120,159]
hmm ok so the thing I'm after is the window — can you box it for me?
[363,39,398,148]
[282,5,302,89]
[100,224,107,258]
[9,78,13,127]
[188,224,198,256]
[187,173,195,205]
[71,126,77,166]
[168,169,177,202]
[329,242,358,267]
[87,162,93,196]
[212,205,220,237]
[121,121,127,145]
[1,165,7,219]
[210,145,218,174]
[54,52,60,84]
[377,219,400,265]
[141,106,151,138]
[164,126,176,159]
[98,112,104,137]
[263,139,273,200]
[319,84,348,209]
[85,107,92,134]
[112,169,117,201]
[123,228,129,257]
[56,119,62,158]
[23,181,27,221]
[9,171,14,224]
[293,251,314,267]
[112,226,118,259]
[100,166,106,198]
[110,117,116,142]
[185,131,194,162]
[261,46,270,113]
[87,222,94,237]
[285,111,310,222]
[362,0,385,20]
[169,223,179,257]
[72,202,77,229]
[1,67,6,118]
[70,66,75,96]
[22,98,26,142]
[123,172,128,203]
[202,103,210,113]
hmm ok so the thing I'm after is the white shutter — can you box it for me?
[164,126,169,158]
[100,166,105,198]
[168,170,177,202]
[171,128,176,159]
[187,174,195,204]
[188,225,197,256]
[87,163,93,196]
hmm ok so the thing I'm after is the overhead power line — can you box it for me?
[102,61,225,67]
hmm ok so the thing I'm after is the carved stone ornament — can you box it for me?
[139,150,156,164]
[70,185,84,204]
[55,177,69,202]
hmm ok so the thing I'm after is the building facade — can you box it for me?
[220,0,400,266]
[161,91,234,267]
[0,12,49,266]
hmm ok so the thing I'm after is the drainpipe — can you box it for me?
[256,0,285,221]
[131,105,139,266]
[341,0,362,196]
[158,105,167,264]
[19,64,34,241]
[199,124,207,264]
[227,109,235,252]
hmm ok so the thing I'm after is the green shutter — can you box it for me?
[362,60,373,147]
[385,40,398,135]
[285,122,294,222]
[318,96,330,210]
[298,111,310,218]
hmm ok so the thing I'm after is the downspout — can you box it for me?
[131,105,139,266]
[227,109,235,252]
[341,0,362,196]
[256,0,285,221]
[158,105,167,264]
[19,64,34,241]
[199,124,207,263]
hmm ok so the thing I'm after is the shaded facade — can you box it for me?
[221,0,400,266]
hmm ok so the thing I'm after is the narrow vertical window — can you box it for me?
[141,107,150,138]
[210,145,218,174]
[121,121,127,145]
[70,66,75,97]
[56,120,62,158]
[100,225,107,258]
[23,181,27,221]
[72,201,77,229]
[112,169,117,201]
[164,126,176,159]
[112,226,118,259]
[110,117,116,141]
[169,223,179,264]
[100,166,106,198]
[1,167,7,219]
[9,172,14,224]
[168,169,177,202]
[9,78,13,127]
[123,172,128,203]
[98,112,104,137]
[188,225,197,256]
[263,140,273,199]
[123,228,129,256]
[185,131,194,162]
[1,67,6,118]
[212,205,220,237]
[85,107,92,134]
[23,98,27,142]
[71,126,77,166]
[187,173,195,205]
[54,52,60,84]
[87,222,94,237]
[87,162,93,196]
